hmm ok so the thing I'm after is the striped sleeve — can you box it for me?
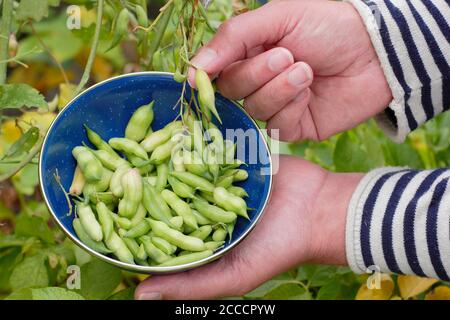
[346,0,450,143]
[346,168,450,280]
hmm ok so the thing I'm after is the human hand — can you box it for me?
[135,156,362,299]
[188,0,393,141]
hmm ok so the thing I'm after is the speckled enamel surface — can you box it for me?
[40,72,272,272]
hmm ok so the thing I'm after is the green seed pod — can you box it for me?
[171,148,185,172]
[110,212,132,230]
[123,237,141,257]
[158,250,213,267]
[168,175,195,198]
[72,146,103,182]
[161,189,198,230]
[192,198,237,224]
[124,219,150,238]
[142,183,173,224]
[144,175,157,186]
[216,174,234,189]
[233,169,249,181]
[87,168,113,193]
[139,235,171,264]
[76,202,103,242]
[150,138,176,164]
[140,121,182,152]
[155,162,168,192]
[109,138,148,160]
[227,186,249,198]
[146,219,206,252]
[188,225,212,240]
[130,204,147,227]
[213,187,249,219]
[191,209,213,225]
[84,125,116,155]
[110,164,131,197]
[107,8,130,52]
[183,150,208,176]
[125,101,154,142]
[198,191,215,203]
[212,227,227,242]
[69,166,85,195]
[204,241,225,251]
[169,171,215,193]
[96,202,114,240]
[73,218,111,254]
[93,149,129,171]
[195,69,221,124]
[105,231,135,264]
[137,243,148,260]
[173,69,187,83]
[151,236,177,255]
[169,216,183,231]
[118,168,143,218]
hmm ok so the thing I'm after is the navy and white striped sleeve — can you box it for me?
[346,0,449,143]
[346,168,450,280]
[344,0,450,280]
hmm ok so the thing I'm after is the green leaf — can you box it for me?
[15,214,54,244]
[9,253,49,291]
[31,287,84,300]
[333,132,371,172]
[0,247,22,291]
[12,164,40,196]
[108,287,136,300]
[244,280,292,299]
[77,258,122,300]
[316,280,343,300]
[0,84,47,109]
[16,0,60,22]
[264,283,310,300]
[5,287,84,300]
[2,127,40,160]
[296,265,337,287]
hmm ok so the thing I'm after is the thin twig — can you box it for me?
[29,22,69,85]
[74,0,104,95]
[0,0,13,84]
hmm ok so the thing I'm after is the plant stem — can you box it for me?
[74,0,104,95]
[146,1,174,69]
[29,22,70,85]
[0,136,43,181]
[0,0,13,85]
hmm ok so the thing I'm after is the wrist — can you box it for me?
[308,170,364,266]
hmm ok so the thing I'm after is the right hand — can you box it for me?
[189,0,393,141]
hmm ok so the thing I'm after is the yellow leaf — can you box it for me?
[136,274,149,282]
[397,275,438,299]
[58,83,77,110]
[20,111,56,133]
[425,286,450,300]
[1,120,22,143]
[390,295,402,300]
[355,274,394,300]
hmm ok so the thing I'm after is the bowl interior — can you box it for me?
[40,72,272,270]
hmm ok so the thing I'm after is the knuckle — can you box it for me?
[218,18,240,39]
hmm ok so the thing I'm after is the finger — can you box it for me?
[216,47,294,100]
[266,89,312,142]
[187,3,286,85]
[244,61,313,121]
[135,253,251,300]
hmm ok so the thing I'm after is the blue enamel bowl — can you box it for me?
[39,72,272,273]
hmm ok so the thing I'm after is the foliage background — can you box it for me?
[0,0,449,300]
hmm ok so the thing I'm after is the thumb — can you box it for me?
[188,2,287,86]
[134,253,252,300]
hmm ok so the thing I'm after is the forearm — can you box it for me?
[346,0,450,142]
[346,167,450,281]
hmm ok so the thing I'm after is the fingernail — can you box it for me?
[192,48,217,69]
[288,62,313,86]
[137,292,162,300]
[268,48,293,72]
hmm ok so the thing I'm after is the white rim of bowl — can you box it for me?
[39,71,273,274]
